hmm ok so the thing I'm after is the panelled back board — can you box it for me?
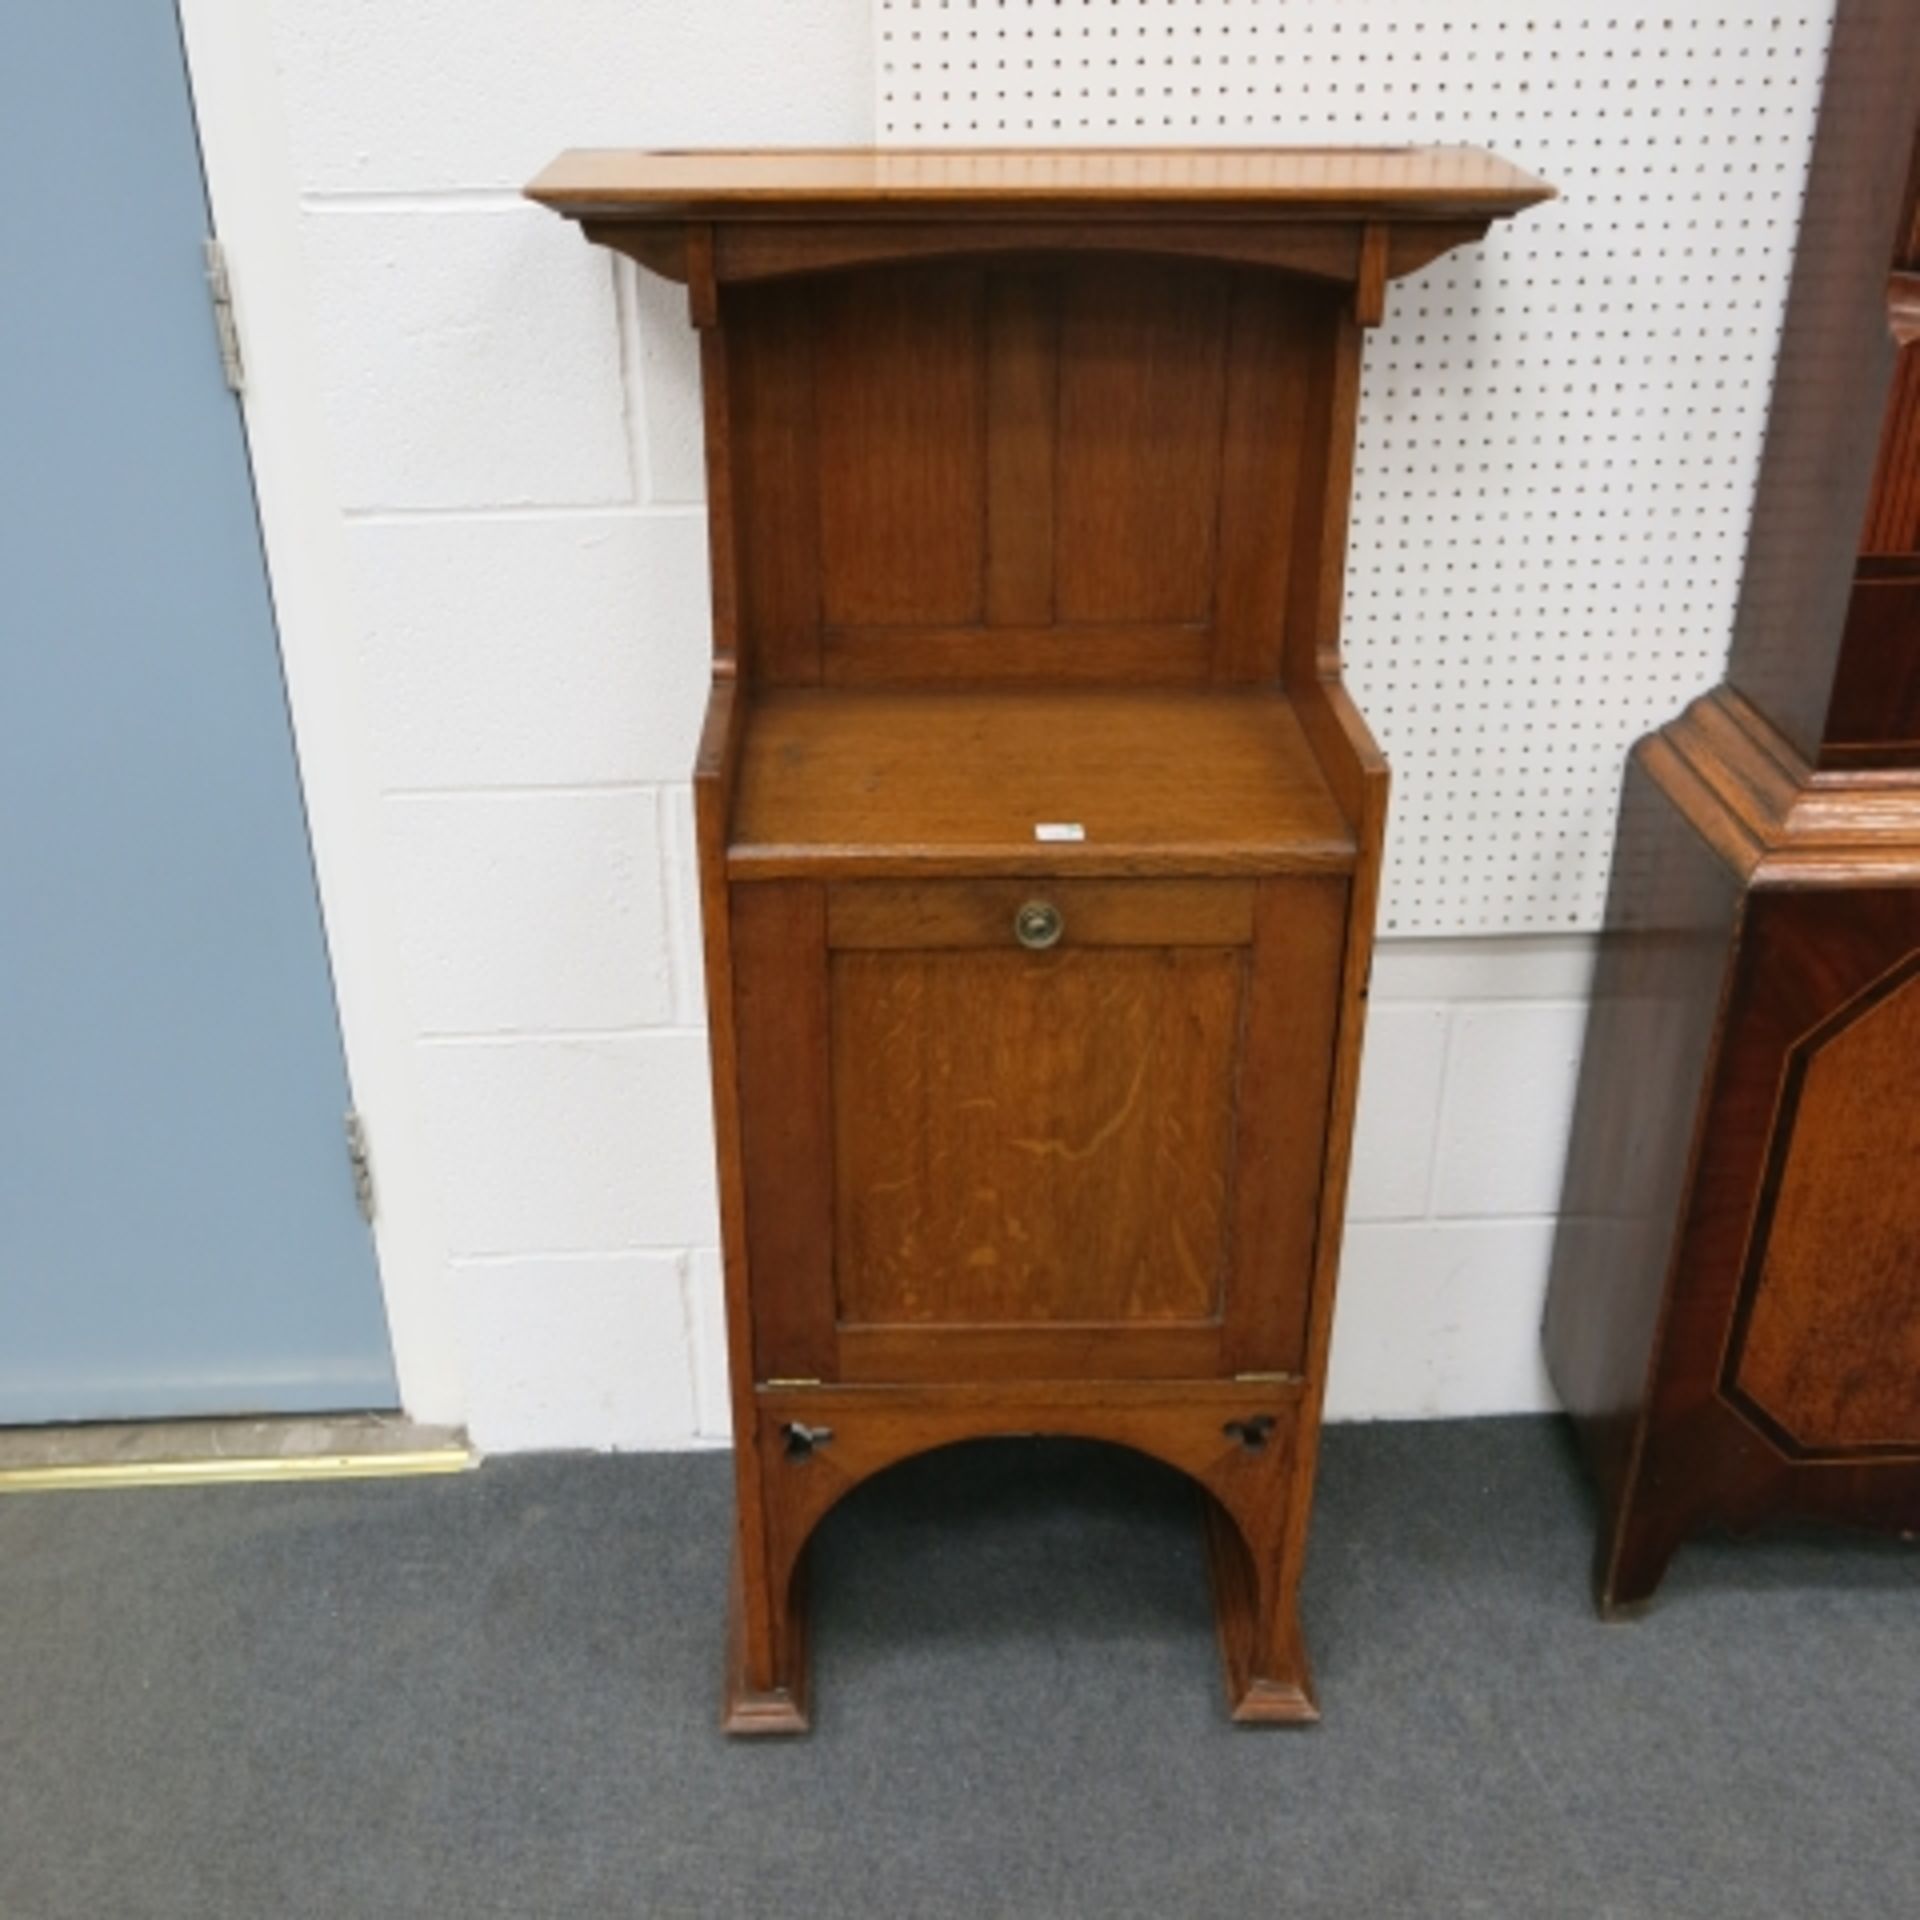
[730,260,1336,686]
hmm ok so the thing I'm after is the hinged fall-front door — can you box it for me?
[731,874,1347,1387]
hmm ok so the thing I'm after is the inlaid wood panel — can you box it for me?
[830,946,1244,1327]
[1730,952,1920,1455]
[1687,890,1920,1468]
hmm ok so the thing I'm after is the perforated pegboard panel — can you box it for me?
[876,1,1834,933]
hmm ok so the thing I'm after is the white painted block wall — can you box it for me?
[259,0,1599,1450]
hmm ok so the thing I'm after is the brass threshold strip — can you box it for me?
[0,1446,473,1495]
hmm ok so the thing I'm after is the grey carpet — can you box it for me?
[1,1417,1915,1920]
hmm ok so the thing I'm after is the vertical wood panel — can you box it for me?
[1212,280,1314,681]
[1541,749,1742,1536]
[1826,575,1920,759]
[729,283,821,683]
[688,680,782,1688]
[1283,307,1360,681]
[1860,343,1920,555]
[1055,263,1230,624]
[695,304,740,668]
[985,269,1058,626]
[731,883,837,1381]
[1220,877,1348,1373]
[815,266,986,627]
[1902,125,1920,267]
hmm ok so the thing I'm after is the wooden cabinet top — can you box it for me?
[525,144,1553,223]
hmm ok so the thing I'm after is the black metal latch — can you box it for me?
[781,1421,834,1460]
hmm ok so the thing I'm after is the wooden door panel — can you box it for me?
[1727,938,1920,1455]
[733,874,1346,1385]
[831,945,1243,1327]
[1711,891,1920,1458]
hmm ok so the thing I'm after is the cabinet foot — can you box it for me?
[1596,1507,1683,1619]
[1202,1491,1319,1724]
[721,1551,811,1736]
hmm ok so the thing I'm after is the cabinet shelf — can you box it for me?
[727,684,1355,880]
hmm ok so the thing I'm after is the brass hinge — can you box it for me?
[344,1109,375,1224]
[1233,1371,1296,1384]
[764,1377,821,1389]
[203,237,244,394]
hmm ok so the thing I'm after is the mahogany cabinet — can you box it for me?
[529,147,1549,1727]
[1544,3,1920,1613]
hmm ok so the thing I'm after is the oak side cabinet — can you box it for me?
[1545,3,1920,1614]
[529,147,1550,1729]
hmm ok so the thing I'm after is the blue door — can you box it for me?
[0,4,398,1420]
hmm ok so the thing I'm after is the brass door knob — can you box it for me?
[1014,900,1064,950]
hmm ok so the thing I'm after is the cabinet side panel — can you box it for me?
[1221,876,1346,1373]
[731,882,837,1381]
[1543,746,1742,1509]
